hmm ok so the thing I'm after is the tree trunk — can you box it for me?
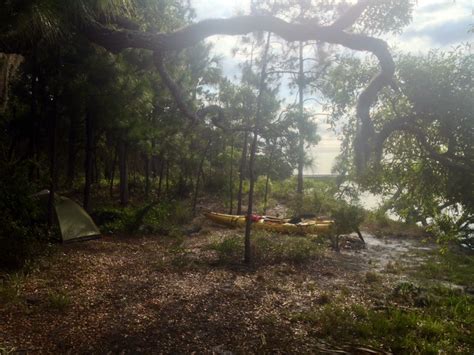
[109,145,118,198]
[263,145,274,215]
[355,228,365,244]
[92,140,99,184]
[192,139,212,216]
[66,115,78,187]
[296,41,305,215]
[119,139,129,206]
[84,111,93,212]
[244,32,272,264]
[144,153,150,200]
[228,135,234,214]
[47,90,58,229]
[165,161,170,195]
[157,157,165,200]
[28,53,39,180]
[236,131,248,215]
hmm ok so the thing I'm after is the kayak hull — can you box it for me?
[204,212,333,234]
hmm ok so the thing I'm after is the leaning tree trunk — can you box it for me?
[244,32,272,264]
[296,41,305,216]
[83,111,93,212]
[236,131,249,215]
[119,139,129,206]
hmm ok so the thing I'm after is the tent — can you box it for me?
[34,190,101,242]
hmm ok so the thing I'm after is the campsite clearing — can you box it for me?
[1,226,472,354]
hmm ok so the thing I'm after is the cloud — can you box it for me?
[193,0,250,20]
[403,17,472,46]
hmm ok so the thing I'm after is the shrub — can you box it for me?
[92,207,134,233]
[0,162,47,269]
[93,200,192,235]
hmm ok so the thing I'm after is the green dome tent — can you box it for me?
[34,190,101,242]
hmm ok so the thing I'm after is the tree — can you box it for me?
[324,47,473,242]
[1,0,416,263]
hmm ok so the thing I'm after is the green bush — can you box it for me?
[331,201,366,236]
[0,162,47,269]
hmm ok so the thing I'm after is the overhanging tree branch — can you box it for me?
[1,0,395,173]
[374,118,474,173]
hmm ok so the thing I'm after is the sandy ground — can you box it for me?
[0,226,437,354]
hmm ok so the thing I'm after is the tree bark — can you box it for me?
[228,135,234,215]
[119,139,129,206]
[192,139,212,217]
[47,89,58,229]
[66,114,78,187]
[263,145,274,215]
[28,52,39,181]
[165,160,170,195]
[109,145,118,198]
[83,111,93,212]
[296,41,305,215]
[244,32,272,264]
[236,132,248,215]
[157,157,165,200]
[144,153,150,200]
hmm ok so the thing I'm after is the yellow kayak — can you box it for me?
[204,212,333,234]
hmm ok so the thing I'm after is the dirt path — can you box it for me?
[0,228,449,354]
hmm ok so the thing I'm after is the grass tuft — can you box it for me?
[47,291,72,312]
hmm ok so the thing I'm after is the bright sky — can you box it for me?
[191,0,473,174]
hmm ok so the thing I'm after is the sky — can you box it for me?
[191,0,473,174]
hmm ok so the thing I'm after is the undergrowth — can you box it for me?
[207,231,324,265]
[291,284,473,354]
[363,211,427,239]
[93,200,191,235]
[413,249,474,287]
